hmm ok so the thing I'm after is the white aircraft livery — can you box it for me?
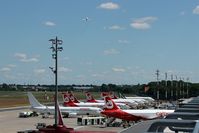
[27,92,102,117]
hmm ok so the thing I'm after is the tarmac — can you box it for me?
[0,108,125,133]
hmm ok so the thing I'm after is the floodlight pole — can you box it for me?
[49,36,63,127]
[165,72,167,99]
[155,69,160,100]
[171,74,173,99]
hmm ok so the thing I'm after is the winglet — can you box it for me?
[104,96,119,110]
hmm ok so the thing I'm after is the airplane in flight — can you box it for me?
[82,17,90,22]
[101,96,174,121]
[62,93,129,109]
[27,92,102,117]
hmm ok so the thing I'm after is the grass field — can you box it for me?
[0,91,102,108]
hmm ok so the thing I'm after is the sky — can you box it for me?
[0,0,199,85]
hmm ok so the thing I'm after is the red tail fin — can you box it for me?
[68,92,80,103]
[109,91,118,99]
[57,100,64,126]
[101,92,109,98]
[104,96,119,110]
[85,92,97,103]
[62,94,78,107]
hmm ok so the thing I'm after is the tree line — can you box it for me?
[1,81,199,100]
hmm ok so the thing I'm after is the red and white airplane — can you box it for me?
[62,93,128,109]
[27,92,102,117]
[101,92,148,105]
[85,92,138,108]
[101,96,174,121]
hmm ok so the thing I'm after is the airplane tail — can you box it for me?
[62,93,78,107]
[101,92,109,98]
[27,92,44,107]
[67,91,80,103]
[104,96,119,110]
[109,91,118,99]
[101,92,117,99]
[85,92,97,103]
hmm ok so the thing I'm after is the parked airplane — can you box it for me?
[27,92,102,117]
[101,96,174,121]
[62,93,129,109]
[101,92,148,105]
[85,92,138,108]
[37,97,116,133]
[118,92,155,102]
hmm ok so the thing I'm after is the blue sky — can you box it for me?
[0,0,199,85]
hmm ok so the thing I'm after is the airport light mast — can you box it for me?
[186,77,189,98]
[171,74,173,98]
[165,72,167,99]
[155,69,160,100]
[175,75,178,99]
[49,36,63,127]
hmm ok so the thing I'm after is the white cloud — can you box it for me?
[130,22,150,30]
[109,25,125,30]
[59,67,72,72]
[98,2,120,10]
[34,69,46,75]
[130,16,157,30]
[112,68,126,72]
[14,53,39,63]
[193,5,199,14]
[22,58,38,62]
[0,67,11,72]
[7,64,16,68]
[15,53,26,59]
[44,21,56,26]
[118,40,130,44]
[104,48,120,55]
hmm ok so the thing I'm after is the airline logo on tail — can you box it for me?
[104,96,119,110]
[86,93,92,100]
[62,93,77,107]
[62,92,79,103]
[105,99,114,109]
[85,92,97,102]
[64,97,69,103]
[69,95,75,102]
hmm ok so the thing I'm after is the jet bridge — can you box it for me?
[147,119,199,133]
[165,112,199,120]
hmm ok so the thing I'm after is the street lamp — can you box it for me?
[49,36,63,127]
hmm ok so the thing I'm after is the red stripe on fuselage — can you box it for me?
[101,109,143,121]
